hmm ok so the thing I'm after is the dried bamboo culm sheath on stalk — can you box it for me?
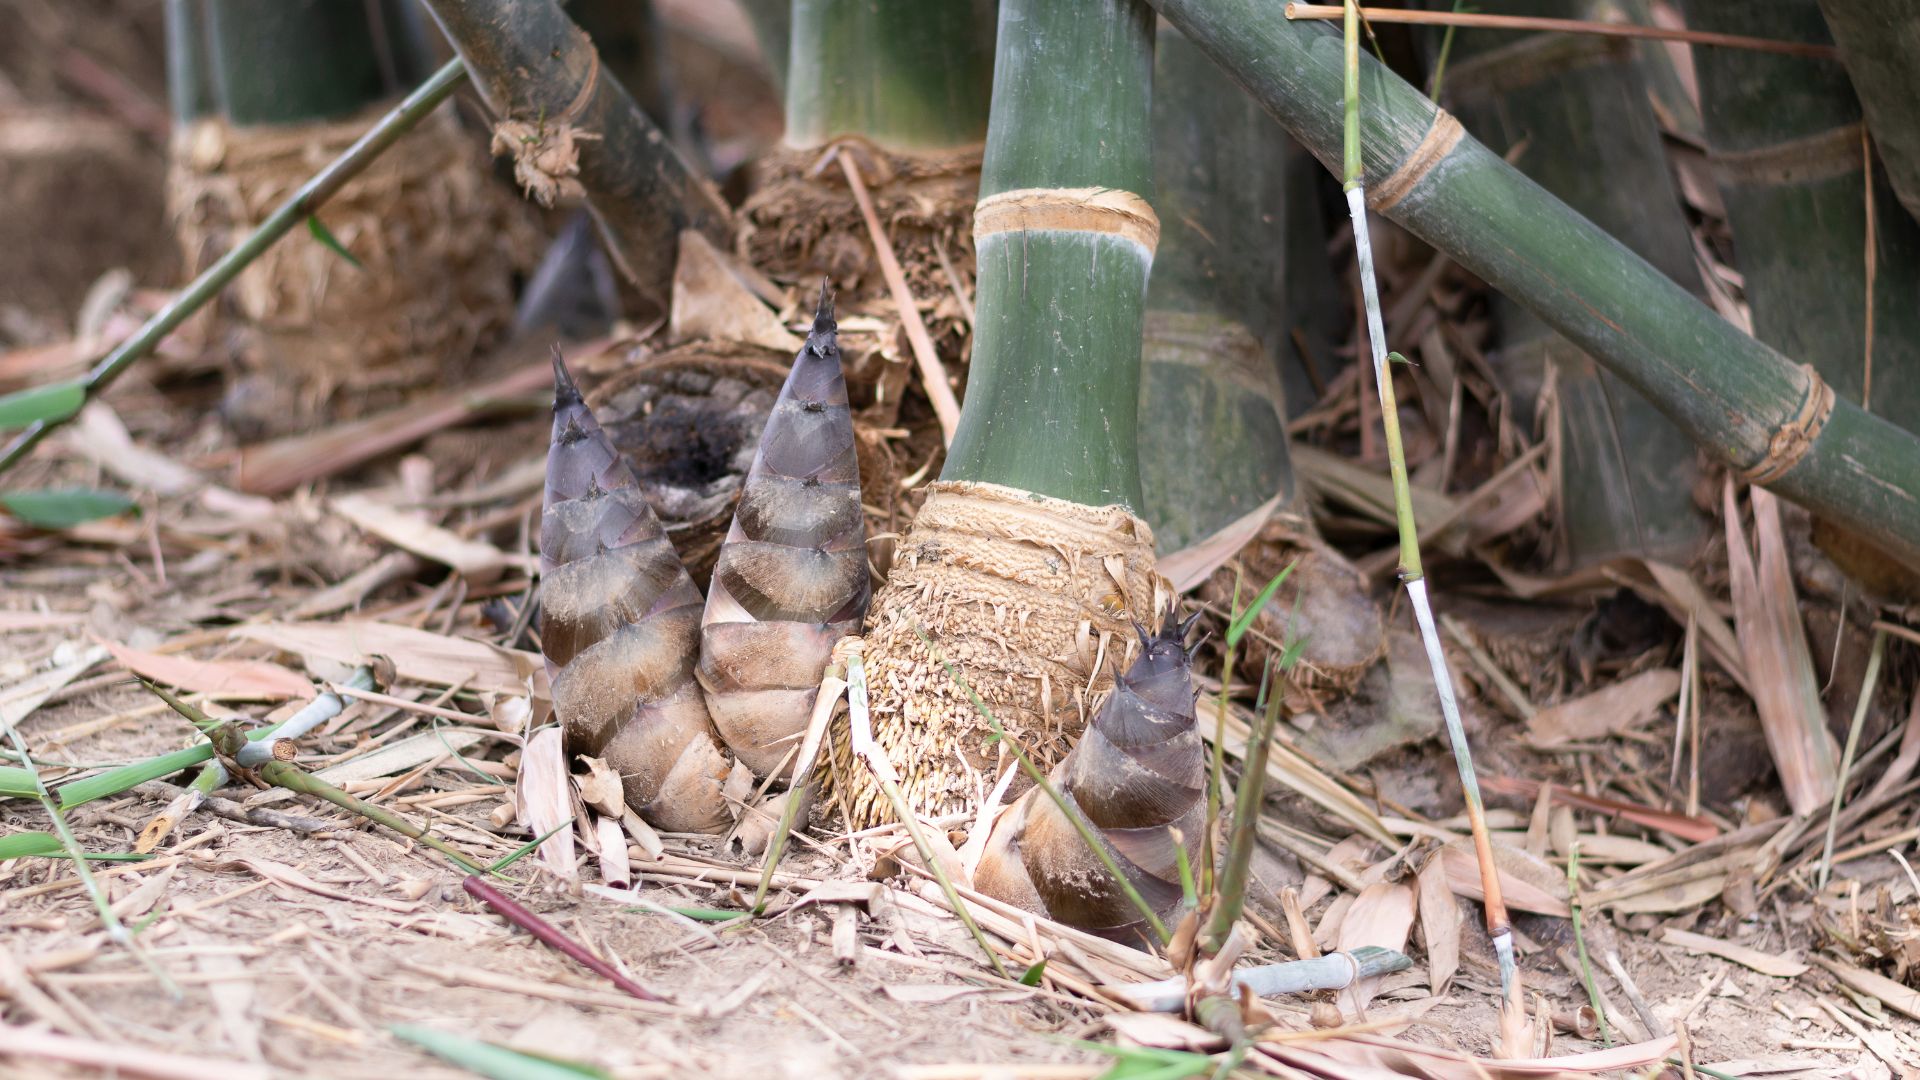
[976,613,1205,942]
[542,352,731,834]
[1439,0,1708,567]
[700,287,871,780]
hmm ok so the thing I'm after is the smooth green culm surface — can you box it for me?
[1818,0,1920,223]
[202,0,427,126]
[1441,0,1706,567]
[785,0,995,151]
[1147,0,1920,570]
[1689,0,1920,431]
[1137,26,1306,554]
[942,0,1156,510]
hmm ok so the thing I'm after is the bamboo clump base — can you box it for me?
[168,106,543,434]
[827,481,1169,830]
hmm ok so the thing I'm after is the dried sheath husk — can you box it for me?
[700,289,871,778]
[975,615,1205,941]
[542,352,730,833]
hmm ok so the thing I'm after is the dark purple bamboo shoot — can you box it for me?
[974,613,1205,941]
[543,350,731,833]
[699,287,870,778]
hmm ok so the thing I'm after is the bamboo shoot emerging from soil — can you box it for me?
[785,0,995,152]
[543,351,730,833]
[1686,1,1920,431]
[1147,0,1920,571]
[1817,0,1920,224]
[1441,0,1707,566]
[700,288,870,777]
[424,0,733,309]
[975,615,1205,941]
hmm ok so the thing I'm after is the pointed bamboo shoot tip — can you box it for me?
[551,344,582,407]
[810,279,838,353]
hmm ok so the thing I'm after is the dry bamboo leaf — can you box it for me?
[669,229,801,352]
[234,622,545,699]
[1603,873,1727,915]
[1524,668,1679,748]
[1493,830,1670,866]
[1657,927,1808,978]
[1105,1012,1223,1051]
[1437,841,1569,917]
[1813,955,1920,1023]
[1724,483,1838,814]
[518,727,577,884]
[1481,774,1718,843]
[1272,1032,1679,1078]
[1,643,108,731]
[235,857,418,913]
[1642,560,1751,696]
[1416,858,1460,995]
[575,756,627,818]
[1157,491,1285,592]
[331,493,514,584]
[313,731,483,784]
[99,638,310,699]
[1337,882,1417,1010]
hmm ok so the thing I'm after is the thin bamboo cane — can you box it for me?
[1148,0,1920,572]
[0,60,470,478]
[941,0,1157,509]
[425,0,733,308]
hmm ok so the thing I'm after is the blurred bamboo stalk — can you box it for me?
[1817,0,1920,222]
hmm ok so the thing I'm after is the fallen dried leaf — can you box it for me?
[101,638,310,699]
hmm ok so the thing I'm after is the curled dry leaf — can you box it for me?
[575,756,627,819]
[1415,857,1460,996]
[1336,882,1417,1011]
[518,727,577,884]
[1524,668,1679,748]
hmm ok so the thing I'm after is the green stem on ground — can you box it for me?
[0,59,469,479]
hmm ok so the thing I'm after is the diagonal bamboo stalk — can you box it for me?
[1150,0,1920,572]
[0,59,469,478]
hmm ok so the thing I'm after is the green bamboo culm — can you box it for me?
[424,0,734,308]
[1136,26,1305,557]
[738,0,793,98]
[1687,0,1920,430]
[785,0,995,152]
[1440,0,1708,567]
[200,0,433,126]
[1817,0,1920,224]
[164,0,216,127]
[1145,0,1920,571]
[941,0,1156,510]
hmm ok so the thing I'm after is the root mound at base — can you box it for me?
[828,481,1168,829]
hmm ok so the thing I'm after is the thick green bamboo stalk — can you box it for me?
[1147,0,1920,571]
[1443,0,1706,566]
[1817,0,1920,224]
[203,0,416,125]
[425,0,733,307]
[1688,0,1920,431]
[1137,26,1297,555]
[0,60,470,478]
[941,0,1156,509]
[785,0,995,151]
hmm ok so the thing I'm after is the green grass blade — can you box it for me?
[1225,560,1296,648]
[306,215,365,270]
[0,488,135,529]
[391,1025,611,1080]
[0,381,85,428]
[0,831,63,859]
[1,765,40,798]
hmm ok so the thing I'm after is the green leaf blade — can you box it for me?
[391,1025,611,1080]
[0,488,135,529]
[0,381,85,429]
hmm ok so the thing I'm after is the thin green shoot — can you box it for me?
[1567,842,1611,1046]
[1205,568,1243,899]
[1426,1,1474,100]
[1819,628,1887,889]
[1019,959,1048,986]
[487,818,575,874]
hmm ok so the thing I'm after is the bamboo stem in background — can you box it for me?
[1285,4,1841,59]
[1441,0,1707,567]
[1148,0,1920,571]
[941,0,1157,510]
[737,0,792,97]
[1337,0,1516,999]
[424,0,733,309]
[1686,0,1920,432]
[164,0,215,127]
[1817,0,1920,223]
[0,60,470,478]
[785,0,994,152]
[202,0,434,126]
[1136,26,1301,556]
